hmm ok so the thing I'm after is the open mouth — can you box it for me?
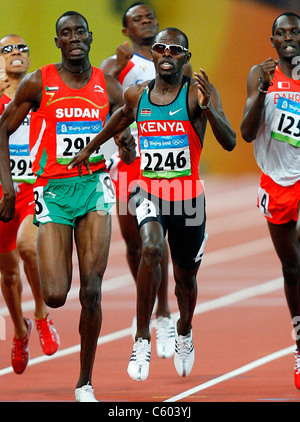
[284,44,296,52]
[160,61,173,70]
[70,48,83,55]
[11,59,23,66]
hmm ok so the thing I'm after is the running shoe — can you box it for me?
[11,318,33,374]
[174,329,195,377]
[75,383,98,402]
[294,350,300,389]
[127,337,151,381]
[156,316,175,358]
[35,314,60,356]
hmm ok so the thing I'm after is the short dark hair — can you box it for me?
[155,27,189,49]
[56,11,89,35]
[272,12,300,35]
[122,2,154,27]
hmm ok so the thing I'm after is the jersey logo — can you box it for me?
[94,84,104,93]
[278,82,290,89]
[45,86,59,92]
[169,108,182,116]
[141,108,151,115]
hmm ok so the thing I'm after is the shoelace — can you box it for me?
[12,337,27,359]
[294,351,300,373]
[131,339,151,364]
[79,384,94,393]
[36,318,54,343]
[175,335,193,359]
[156,318,175,342]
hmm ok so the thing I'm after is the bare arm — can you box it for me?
[240,57,277,143]
[0,70,42,222]
[100,41,133,80]
[67,84,139,172]
[194,68,236,151]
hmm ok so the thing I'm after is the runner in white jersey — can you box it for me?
[0,34,59,376]
[240,12,300,389]
[100,3,192,359]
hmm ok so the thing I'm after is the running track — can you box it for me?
[0,174,299,403]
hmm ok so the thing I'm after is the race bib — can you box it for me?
[9,144,35,182]
[140,134,191,179]
[271,97,300,147]
[56,120,104,164]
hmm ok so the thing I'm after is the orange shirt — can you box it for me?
[30,64,109,179]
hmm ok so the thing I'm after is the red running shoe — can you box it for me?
[35,314,60,356]
[294,350,300,389]
[11,318,33,374]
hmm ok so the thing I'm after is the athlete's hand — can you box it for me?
[260,57,277,86]
[115,41,134,71]
[67,149,92,177]
[194,68,211,108]
[114,131,136,152]
[0,194,15,223]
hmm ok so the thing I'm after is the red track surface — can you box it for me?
[0,175,299,403]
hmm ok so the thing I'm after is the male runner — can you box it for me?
[0,12,134,401]
[0,34,59,375]
[240,12,300,389]
[68,27,236,381]
[100,2,193,358]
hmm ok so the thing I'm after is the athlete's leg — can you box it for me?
[117,198,142,280]
[17,214,47,319]
[74,211,111,388]
[117,197,170,318]
[37,222,73,308]
[0,250,27,338]
[135,221,165,341]
[267,220,300,349]
[173,263,199,335]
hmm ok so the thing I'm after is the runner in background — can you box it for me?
[240,12,300,389]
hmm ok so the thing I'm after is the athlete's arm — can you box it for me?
[67,84,139,172]
[0,70,42,222]
[100,42,133,80]
[193,69,236,151]
[240,58,277,143]
[104,74,136,166]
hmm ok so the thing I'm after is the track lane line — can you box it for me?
[0,277,284,378]
[164,345,294,402]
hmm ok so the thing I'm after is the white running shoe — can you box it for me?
[127,337,151,381]
[75,384,99,402]
[156,316,175,358]
[174,330,195,377]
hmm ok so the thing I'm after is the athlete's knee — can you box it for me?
[42,283,68,308]
[141,239,164,268]
[17,238,37,264]
[79,282,102,315]
[44,290,67,308]
[0,268,21,289]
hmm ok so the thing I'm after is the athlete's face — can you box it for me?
[55,15,93,62]
[123,5,158,44]
[271,15,300,60]
[151,30,190,79]
[0,35,30,77]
